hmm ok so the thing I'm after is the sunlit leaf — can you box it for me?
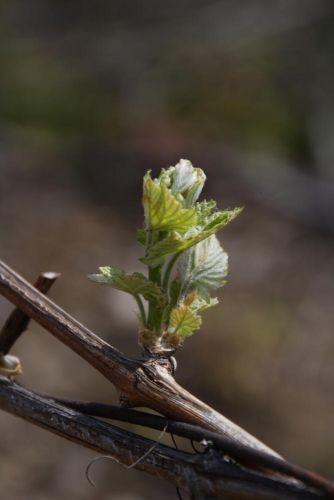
[143,172,197,232]
[158,166,174,188]
[141,231,184,267]
[142,207,241,267]
[179,235,228,294]
[196,199,217,223]
[171,159,198,194]
[168,304,202,337]
[89,266,164,305]
[184,168,206,207]
[202,207,243,232]
[184,289,219,312]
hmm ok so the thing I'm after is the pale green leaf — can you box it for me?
[89,266,164,305]
[179,235,228,294]
[202,206,243,232]
[171,159,198,194]
[196,199,217,223]
[143,172,197,232]
[142,207,241,267]
[195,295,219,311]
[171,160,206,207]
[184,291,219,312]
[184,168,206,207]
[141,231,184,267]
[158,166,174,188]
[168,304,202,337]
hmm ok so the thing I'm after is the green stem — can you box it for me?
[179,278,191,303]
[147,265,162,331]
[134,295,146,327]
[145,229,163,332]
[162,252,181,293]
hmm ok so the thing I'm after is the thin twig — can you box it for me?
[190,440,200,453]
[170,433,185,500]
[171,432,179,450]
[0,271,60,354]
[175,487,184,500]
[0,259,138,391]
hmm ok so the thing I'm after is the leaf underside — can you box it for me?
[179,234,228,293]
[89,267,164,305]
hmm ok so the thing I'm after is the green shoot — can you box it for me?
[89,159,242,354]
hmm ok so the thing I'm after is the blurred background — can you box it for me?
[0,1,334,498]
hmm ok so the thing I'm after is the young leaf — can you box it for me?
[196,200,217,225]
[168,304,202,337]
[141,231,184,267]
[183,168,207,207]
[171,159,206,200]
[89,267,164,305]
[143,172,197,232]
[171,159,198,194]
[184,291,219,312]
[179,234,228,295]
[142,207,241,267]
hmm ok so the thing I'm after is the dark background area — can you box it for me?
[0,1,334,498]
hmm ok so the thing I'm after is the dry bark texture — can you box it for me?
[0,259,333,499]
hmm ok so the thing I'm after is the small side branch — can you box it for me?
[0,260,138,392]
[0,271,60,354]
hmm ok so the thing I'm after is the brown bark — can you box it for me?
[0,260,278,455]
[0,259,333,498]
[0,379,326,500]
